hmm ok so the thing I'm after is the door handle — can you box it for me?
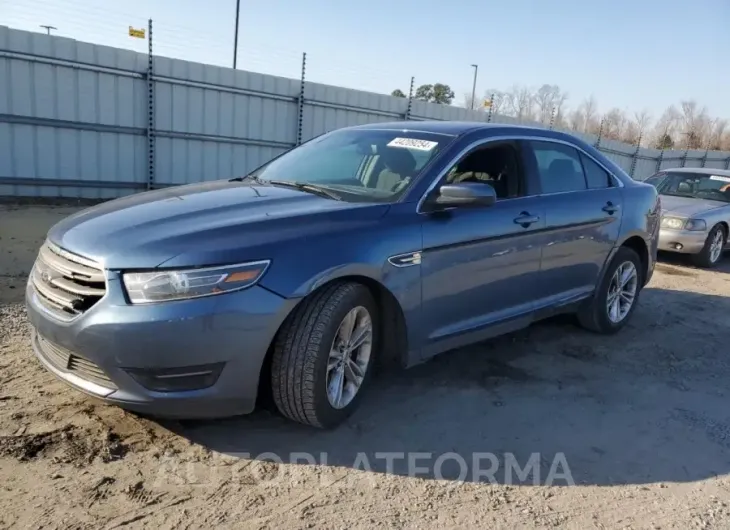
[514,212,540,227]
[602,202,620,214]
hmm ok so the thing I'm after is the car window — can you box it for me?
[644,172,666,187]
[654,172,730,203]
[445,143,522,199]
[307,143,368,182]
[529,141,586,194]
[580,153,612,189]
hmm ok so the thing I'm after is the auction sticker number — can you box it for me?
[387,137,438,151]
[710,175,730,183]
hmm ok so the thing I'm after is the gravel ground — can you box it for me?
[2,203,730,529]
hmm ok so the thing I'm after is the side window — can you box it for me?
[580,153,612,189]
[529,141,586,194]
[445,143,522,199]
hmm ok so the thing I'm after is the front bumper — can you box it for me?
[26,273,297,419]
[658,228,708,254]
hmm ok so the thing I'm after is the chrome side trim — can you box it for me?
[388,252,422,268]
[416,134,625,214]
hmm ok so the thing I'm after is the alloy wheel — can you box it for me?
[326,306,373,409]
[710,229,724,264]
[606,261,638,324]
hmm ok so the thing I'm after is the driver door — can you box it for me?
[418,139,546,359]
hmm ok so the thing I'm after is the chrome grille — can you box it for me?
[34,333,117,390]
[30,242,106,319]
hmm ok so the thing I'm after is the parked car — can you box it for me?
[644,167,730,267]
[26,122,660,428]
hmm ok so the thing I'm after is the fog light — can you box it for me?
[125,362,224,392]
[673,243,683,250]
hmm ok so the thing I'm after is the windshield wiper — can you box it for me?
[229,174,264,184]
[229,175,342,200]
[265,180,343,201]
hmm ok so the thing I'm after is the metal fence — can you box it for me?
[2,24,730,199]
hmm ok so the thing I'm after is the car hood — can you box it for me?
[47,180,389,269]
[660,194,728,217]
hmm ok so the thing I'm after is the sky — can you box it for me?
[3,0,730,120]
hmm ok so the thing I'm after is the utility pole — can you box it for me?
[470,64,478,110]
[233,0,241,69]
[39,25,56,35]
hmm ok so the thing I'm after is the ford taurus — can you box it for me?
[26,122,661,428]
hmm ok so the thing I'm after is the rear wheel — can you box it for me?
[577,247,642,334]
[692,224,726,268]
[270,282,377,428]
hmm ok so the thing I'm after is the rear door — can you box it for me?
[523,140,622,306]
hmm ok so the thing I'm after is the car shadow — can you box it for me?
[165,286,730,486]
[657,250,730,275]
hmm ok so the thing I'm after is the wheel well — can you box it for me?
[621,235,649,283]
[716,221,729,239]
[256,276,409,407]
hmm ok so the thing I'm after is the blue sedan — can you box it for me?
[26,121,661,428]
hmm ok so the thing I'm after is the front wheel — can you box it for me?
[270,282,378,428]
[692,224,726,268]
[577,247,642,334]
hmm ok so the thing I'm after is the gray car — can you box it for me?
[26,122,660,428]
[645,168,730,267]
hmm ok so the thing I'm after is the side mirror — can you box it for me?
[432,182,497,208]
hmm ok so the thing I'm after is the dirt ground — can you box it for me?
[2,203,730,529]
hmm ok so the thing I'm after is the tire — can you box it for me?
[577,246,643,334]
[270,282,378,429]
[691,224,726,268]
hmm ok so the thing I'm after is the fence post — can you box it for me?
[594,118,605,149]
[548,106,556,130]
[486,93,494,123]
[146,18,155,190]
[656,149,664,173]
[630,133,642,178]
[726,155,730,170]
[680,146,689,168]
[701,138,711,168]
[405,76,414,121]
[296,52,306,146]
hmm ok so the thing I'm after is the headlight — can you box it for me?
[661,217,686,230]
[684,219,707,231]
[122,260,270,304]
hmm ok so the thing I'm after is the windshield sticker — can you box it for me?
[387,137,438,151]
[710,175,730,183]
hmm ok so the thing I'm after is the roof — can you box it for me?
[660,167,730,177]
[352,120,553,136]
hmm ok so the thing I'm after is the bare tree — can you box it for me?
[678,100,711,148]
[534,84,568,125]
[711,119,728,149]
[483,90,507,117]
[633,109,653,142]
[462,92,479,111]
[652,105,681,149]
[504,85,535,122]
[622,121,641,145]
[603,108,628,140]
[568,108,585,132]
[579,96,599,134]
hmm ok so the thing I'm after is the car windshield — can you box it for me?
[245,129,452,203]
[647,171,730,203]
